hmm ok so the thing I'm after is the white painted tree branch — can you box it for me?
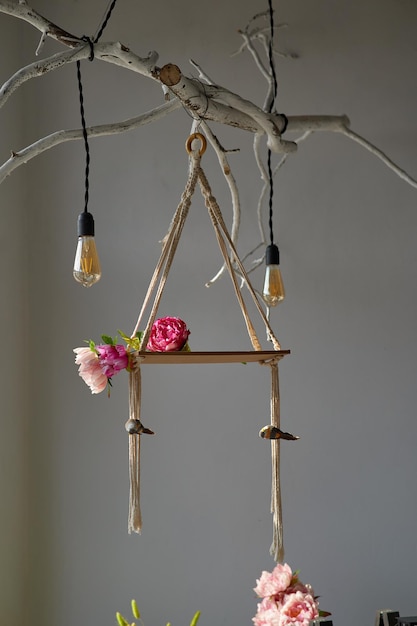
[338,126,417,189]
[183,60,293,152]
[0,44,160,111]
[233,12,295,62]
[0,0,80,47]
[0,1,292,154]
[0,100,181,184]
[199,120,242,287]
[158,64,293,153]
[0,1,416,205]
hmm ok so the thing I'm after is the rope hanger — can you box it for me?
[131,132,281,352]
[126,133,295,562]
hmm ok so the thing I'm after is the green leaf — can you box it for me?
[190,610,201,626]
[116,612,129,626]
[88,339,96,352]
[118,329,141,352]
[131,599,140,620]
[118,329,130,342]
[101,334,115,345]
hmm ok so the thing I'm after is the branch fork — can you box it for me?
[0,0,416,284]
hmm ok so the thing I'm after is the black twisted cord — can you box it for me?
[267,0,278,246]
[267,0,278,115]
[76,0,119,214]
[267,148,274,246]
[76,57,91,212]
[94,0,118,43]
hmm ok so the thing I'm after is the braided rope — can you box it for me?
[269,361,284,562]
[196,166,281,351]
[131,136,281,351]
[127,135,285,545]
[131,152,201,340]
[128,366,142,533]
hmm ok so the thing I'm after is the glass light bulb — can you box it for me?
[263,264,285,306]
[73,235,101,287]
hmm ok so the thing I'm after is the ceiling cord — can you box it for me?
[76,0,120,214]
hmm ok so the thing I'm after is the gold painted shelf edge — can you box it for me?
[134,350,290,364]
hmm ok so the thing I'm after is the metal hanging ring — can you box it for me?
[185,132,207,156]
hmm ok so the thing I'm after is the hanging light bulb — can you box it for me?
[73,211,101,287]
[262,243,285,306]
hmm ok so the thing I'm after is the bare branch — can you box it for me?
[286,115,350,133]
[0,0,80,47]
[35,31,47,56]
[0,44,160,111]
[0,100,181,184]
[339,126,417,189]
[201,122,241,287]
[0,0,415,217]
[236,30,270,83]
[158,64,295,153]
[189,59,215,85]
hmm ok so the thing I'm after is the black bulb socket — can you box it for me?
[265,243,280,266]
[77,211,95,237]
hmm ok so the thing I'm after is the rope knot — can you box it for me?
[129,352,144,372]
[259,356,281,367]
[81,35,95,61]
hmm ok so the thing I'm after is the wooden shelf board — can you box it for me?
[134,350,290,364]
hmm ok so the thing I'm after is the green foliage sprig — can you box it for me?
[116,601,201,626]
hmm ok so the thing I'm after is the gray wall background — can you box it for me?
[1,1,417,625]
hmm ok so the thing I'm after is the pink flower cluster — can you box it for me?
[74,317,190,394]
[253,564,320,626]
[146,316,190,352]
[96,344,129,377]
[74,344,128,394]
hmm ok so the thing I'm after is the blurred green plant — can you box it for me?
[116,600,201,626]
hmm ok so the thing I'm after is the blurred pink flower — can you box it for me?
[253,564,323,626]
[96,344,129,377]
[253,598,281,626]
[254,563,293,597]
[280,591,319,626]
[289,581,314,596]
[74,347,108,394]
[146,317,190,352]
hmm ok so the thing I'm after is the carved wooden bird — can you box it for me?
[259,425,299,441]
[125,418,154,435]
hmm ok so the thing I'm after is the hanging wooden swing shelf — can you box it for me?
[122,133,289,560]
[135,350,290,365]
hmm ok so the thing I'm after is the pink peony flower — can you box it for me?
[253,564,325,626]
[254,563,293,598]
[253,598,281,626]
[288,581,314,596]
[96,344,129,377]
[279,591,319,626]
[146,317,190,352]
[74,347,108,394]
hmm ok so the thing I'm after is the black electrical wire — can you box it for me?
[76,56,91,213]
[267,149,275,246]
[267,0,278,115]
[76,0,120,214]
[267,0,278,247]
[94,0,118,44]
